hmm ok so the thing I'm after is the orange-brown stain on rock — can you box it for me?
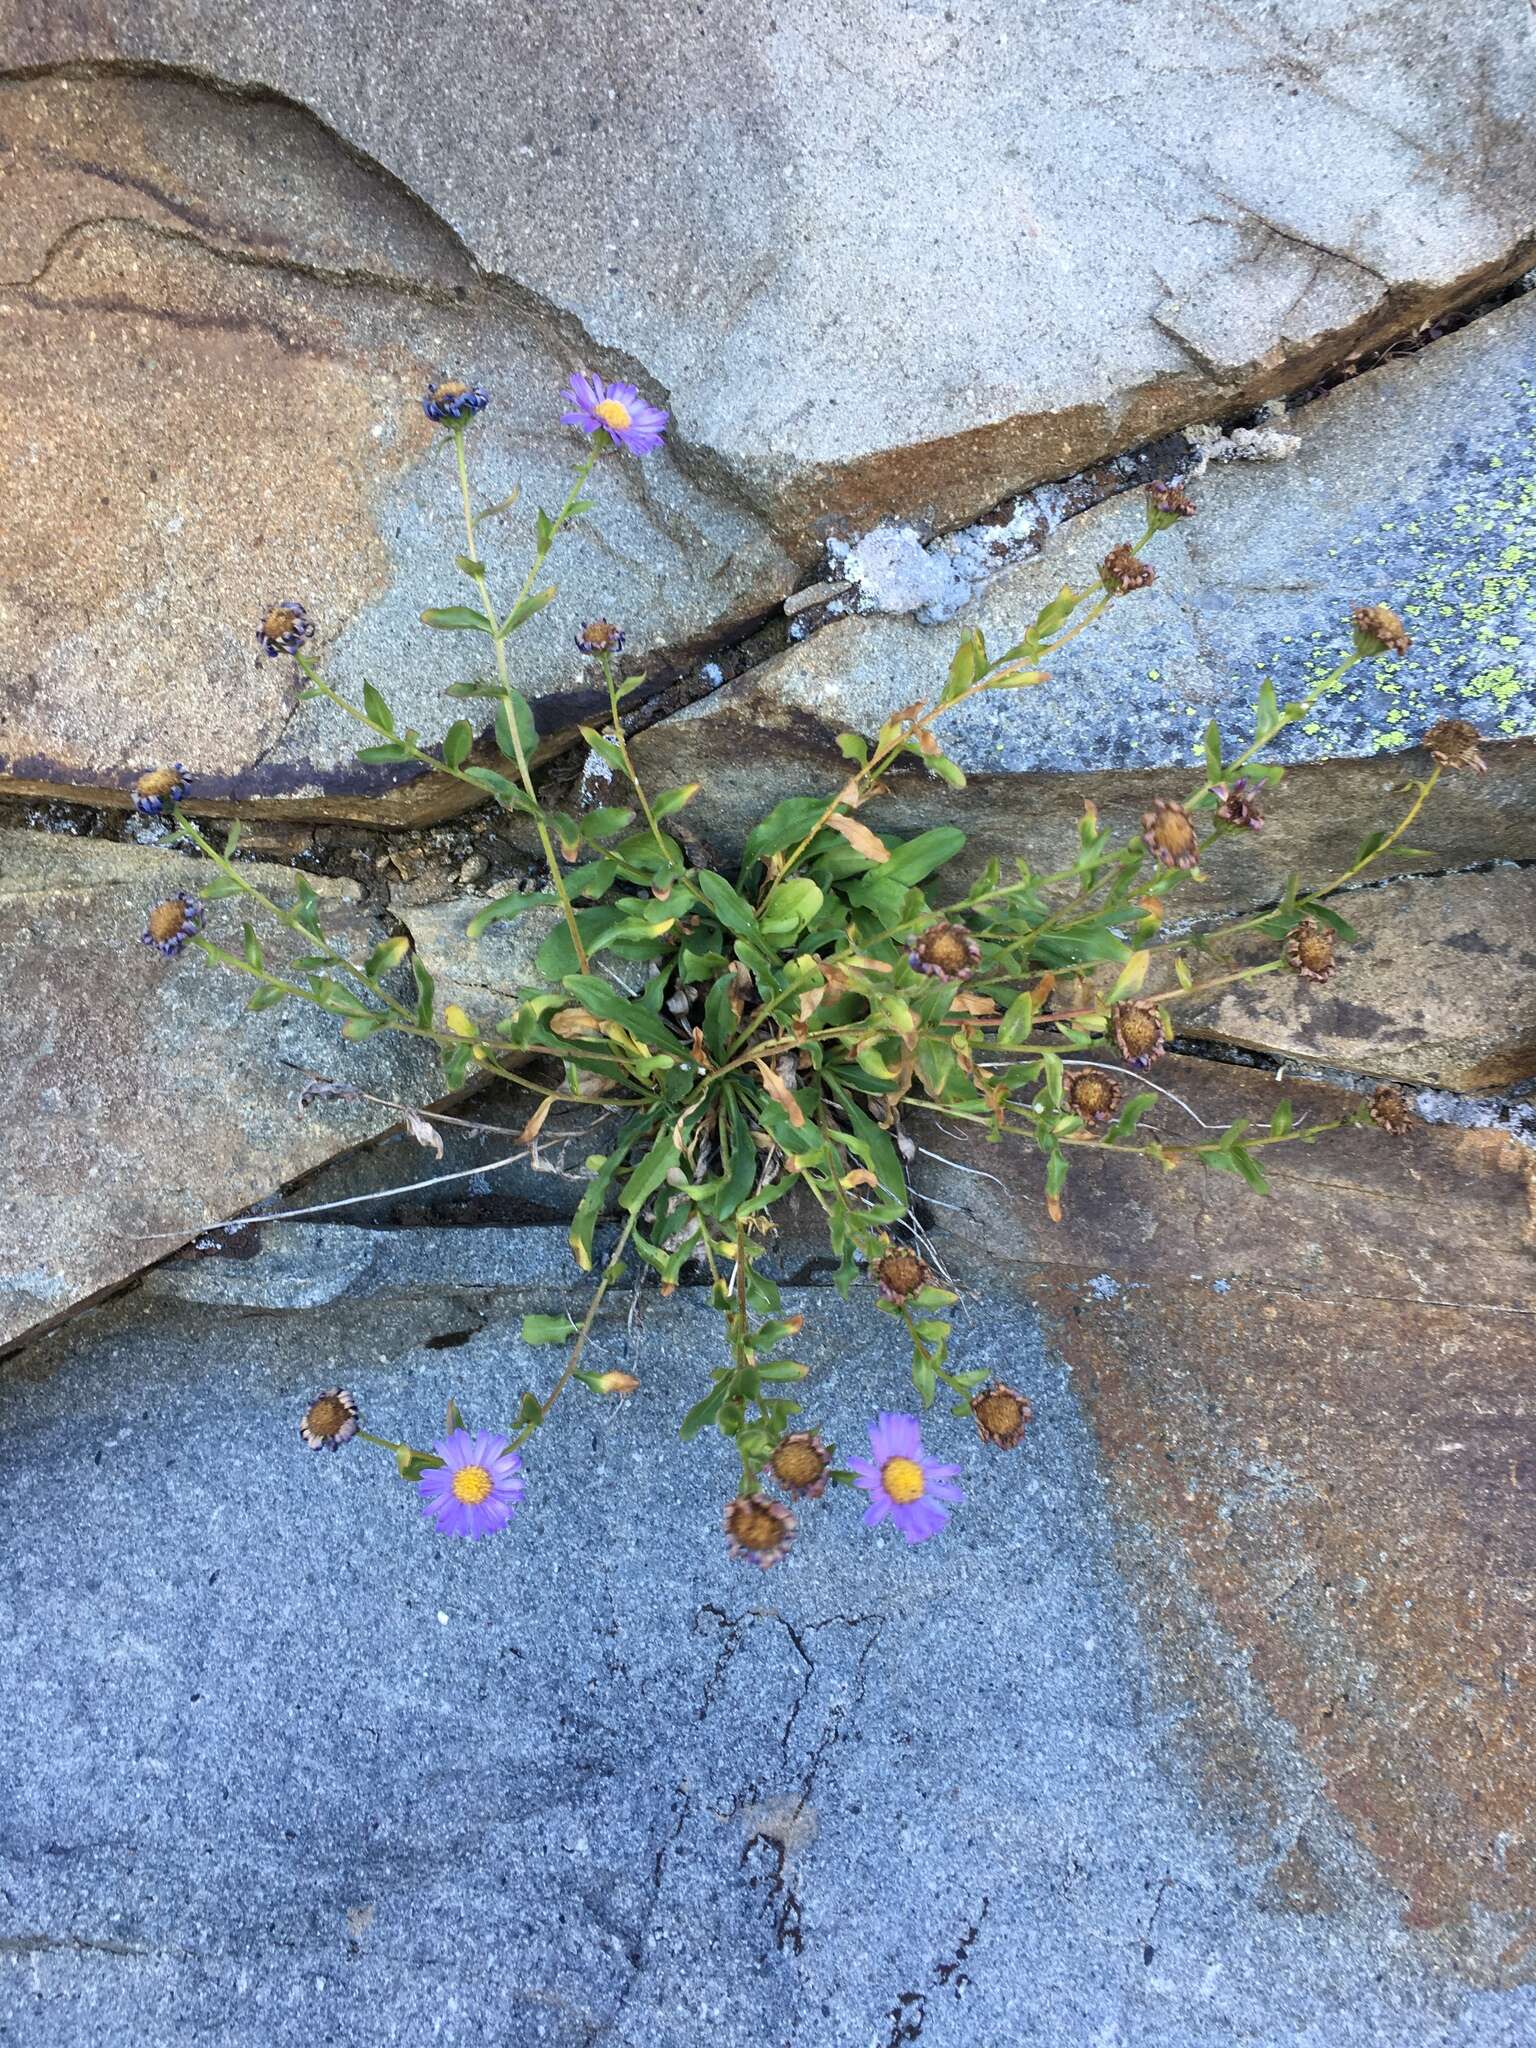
[938,1059,1536,1981]
[0,220,434,784]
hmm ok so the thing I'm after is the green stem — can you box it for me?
[510,1208,639,1448]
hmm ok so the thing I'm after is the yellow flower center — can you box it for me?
[594,397,632,432]
[146,900,187,942]
[451,1463,493,1505]
[883,1456,925,1505]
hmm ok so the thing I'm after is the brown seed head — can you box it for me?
[146,899,190,944]
[1140,797,1199,870]
[723,1493,796,1568]
[1213,780,1264,832]
[910,921,981,981]
[1422,718,1487,775]
[135,767,181,804]
[1147,481,1197,524]
[1067,1069,1122,1128]
[971,1382,1033,1450]
[1285,917,1336,984]
[1111,1000,1166,1069]
[1351,603,1411,658]
[769,1430,832,1500]
[576,618,625,656]
[300,1387,359,1451]
[1368,1086,1413,1136]
[595,1370,640,1396]
[875,1247,931,1304]
[1101,542,1156,595]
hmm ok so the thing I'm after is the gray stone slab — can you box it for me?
[629,293,1536,900]
[4,1231,1532,2045]
[5,1,1534,550]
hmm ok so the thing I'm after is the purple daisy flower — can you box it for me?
[416,1427,524,1540]
[848,1411,963,1544]
[561,371,668,455]
[133,764,190,816]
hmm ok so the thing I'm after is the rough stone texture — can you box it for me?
[5,1225,1536,2045]
[0,72,790,818]
[0,828,443,1353]
[4,3,1535,550]
[924,1054,1536,1980]
[630,293,1536,901]
[1181,866,1536,1090]
[397,894,559,1027]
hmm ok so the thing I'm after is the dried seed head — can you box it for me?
[971,1382,1033,1450]
[595,1370,640,1396]
[300,1387,359,1451]
[141,891,202,957]
[134,765,189,816]
[1067,1068,1122,1128]
[1351,603,1411,659]
[1368,1086,1413,1136]
[1147,481,1197,527]
[908,921,981,982]
[1101,542,1156,595]
[769,1430,833,1500]
[723,1493,796,1569]
[1140,797,1199,870]
[576,619,625,657]
[422,379,489,423]
[874,1247,931,1305]
[1213,778,1264,831]
[1111,1000,1166,1069]
[1285,917,1337,984]
[257,602,315,659]
[1422,718,1487,775]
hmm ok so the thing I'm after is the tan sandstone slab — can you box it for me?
[922,1056,1536,1978]
[1182,866,1536,1091]
[0,72,790,818]
[0,829,444,1354]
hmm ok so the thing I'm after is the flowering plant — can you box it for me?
[147,373,1468,1565]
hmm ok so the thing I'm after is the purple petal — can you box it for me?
[862,1497,891,1528]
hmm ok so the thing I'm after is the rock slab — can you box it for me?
[4,1226,1534,2044]
[0,829,442,1353]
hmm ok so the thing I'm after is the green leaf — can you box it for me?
[223,822,242,858]
[412,957,436,1028]
[454,553,488,579]
[997,991,1035,1047]
[928,754,966,789]
[241,922,263,971]
[395,1447,445,1484]
[759,877,823,938]
[1230,1145,1270,1194]
[1269,1100,1294,1137]
[680,1378,730,1443]
[619,1128,682,1214]
[1255,679,1282,740]
[835,732,870,766]
[466,891,558,940]
[696,870,761,938]
[522,1313,577,1345]
[569,1122,647,1271]
[651,784,700,820]
[1204,720,1223,780]
[580,806,636,842]
[494,690,538,766]
[580,726,627,774]
[461,764,538,813]
[442,719,474,769]
[356,742,414,764]
[502,586,557,636]
[563,973,683,1053]
[365,935,411,979]
[882,827,966,886]
[420,606,495,633]
[200,875,246,902]
[516,1392,545,1429]
[247,984,285,1013]
[742,796,831,866]
[362,681,395,732]
[472,485,520,527]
